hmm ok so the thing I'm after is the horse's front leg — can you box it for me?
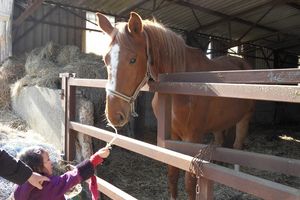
[168,165,180,200]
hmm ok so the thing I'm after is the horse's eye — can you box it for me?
[129,58,136,64]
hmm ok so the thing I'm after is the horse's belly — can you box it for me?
[171,95,254,140]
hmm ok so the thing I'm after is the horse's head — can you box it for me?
[96,12,150,127]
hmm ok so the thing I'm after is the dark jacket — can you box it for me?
[0,149,32,184]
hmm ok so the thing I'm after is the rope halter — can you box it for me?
[106,29,152,117]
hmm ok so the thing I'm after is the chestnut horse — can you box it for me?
[96,12,255,200]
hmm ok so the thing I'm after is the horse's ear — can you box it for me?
[128,12,143,35]
[96,12,114,35]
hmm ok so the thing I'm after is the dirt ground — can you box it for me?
[0,109,299,200]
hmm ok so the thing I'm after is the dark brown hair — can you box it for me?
[17,146,47,174]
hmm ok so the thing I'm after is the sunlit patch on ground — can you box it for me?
[279,135,300,143]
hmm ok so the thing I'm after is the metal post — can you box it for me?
[59,73,76,161]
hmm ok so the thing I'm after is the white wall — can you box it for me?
[11,86,64,151]
[0,0,13,62]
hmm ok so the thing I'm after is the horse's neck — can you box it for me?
[156,46,213,74]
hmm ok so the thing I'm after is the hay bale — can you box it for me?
[63,61,105,79]
[25,42,61,74]
[75,97,94,161]
[12,67,63,94]
[0,56,25,84]
[56,45,80,65]
[0,79,10,109]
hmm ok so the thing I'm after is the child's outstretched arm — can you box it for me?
[90,147,110,167]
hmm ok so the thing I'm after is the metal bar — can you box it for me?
[69,122,300,200]
[260,47,271,68]
[117,0,148,15]
[199,1,283,31]
[237,2,278,41]
[26,18,101,32]
[66,84,76,161]
[60,73,68,155]
[164,140,300,177]
[150,82,300,103]
[170,0,278,33]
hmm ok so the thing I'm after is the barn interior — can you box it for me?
[0,0,300,199]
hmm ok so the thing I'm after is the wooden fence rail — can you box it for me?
[70,122,299,200]
[60,68,300,200]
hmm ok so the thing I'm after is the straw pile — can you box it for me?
[0,56,25,84]
[0,79,10,109]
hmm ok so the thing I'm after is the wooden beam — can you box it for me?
[77,0,88,6]
[13,5,58,45]
[164,140,300,177]
[158,68,300,84]
[150,82,300,103]
[13,0,44,27]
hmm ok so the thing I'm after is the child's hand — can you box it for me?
[96,147,110,158]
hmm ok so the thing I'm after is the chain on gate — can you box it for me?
[189,143,215,200]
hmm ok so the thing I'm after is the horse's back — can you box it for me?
[211,55,252,71]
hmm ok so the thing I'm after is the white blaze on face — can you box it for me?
[106,44,120,91]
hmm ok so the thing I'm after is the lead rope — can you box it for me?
[189,143,215,200]
[106,123,118,149]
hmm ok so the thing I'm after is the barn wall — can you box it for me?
[12,3,84,55]
[0,0,13,62]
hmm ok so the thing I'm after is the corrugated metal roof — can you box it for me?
[45,0,300,55]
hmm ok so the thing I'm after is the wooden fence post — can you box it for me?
[157,93,171,147]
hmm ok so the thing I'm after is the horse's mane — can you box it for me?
[114,19,186,73]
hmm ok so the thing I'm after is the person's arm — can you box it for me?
[0,149,32,184]
[44,147,110,198]
[0,149,49,189]
[27,172,50,189]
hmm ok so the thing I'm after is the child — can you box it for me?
[13,146,110,200]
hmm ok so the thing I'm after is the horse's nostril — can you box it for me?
[117,112,125,124]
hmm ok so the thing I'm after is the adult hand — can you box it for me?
[96,147,110,158]
[27,172,50,189]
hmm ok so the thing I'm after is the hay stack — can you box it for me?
[0,56,25,84]
[56,45,80,65]
[25,42,60,75]
[18,42,106,90]
[75,98,94,161]
[0,79,10,109]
